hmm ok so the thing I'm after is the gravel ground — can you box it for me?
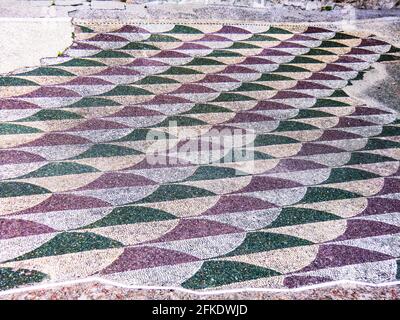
[1,281,400,300]
[71,3,400,22]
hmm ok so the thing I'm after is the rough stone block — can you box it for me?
[91,0,126,9]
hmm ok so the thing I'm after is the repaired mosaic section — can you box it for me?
[1,22,400,291]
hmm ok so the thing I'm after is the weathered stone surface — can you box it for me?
[283,0,400,10]
[126,0,400,10]
[15,0,400,10]
[332,0,400,9]
[91,0,126,9]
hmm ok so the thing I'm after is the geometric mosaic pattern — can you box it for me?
[1,22,400,292]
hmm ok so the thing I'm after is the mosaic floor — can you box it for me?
[1,22,400,292]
